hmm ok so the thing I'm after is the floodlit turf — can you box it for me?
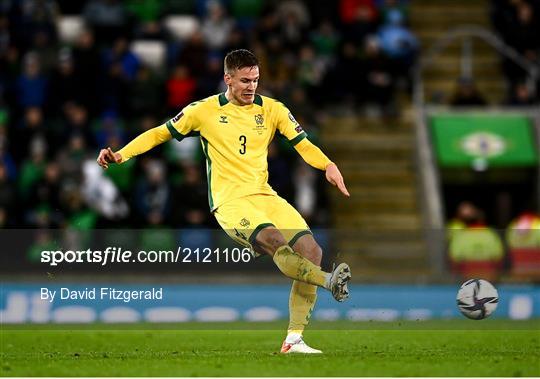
[1,320,539,376]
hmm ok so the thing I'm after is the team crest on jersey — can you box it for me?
[252,115,267,135]
[254,114,264,125]
[239,218,250,228]
[172,111,183,123]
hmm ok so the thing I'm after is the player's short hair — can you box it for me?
[224,49,259,75]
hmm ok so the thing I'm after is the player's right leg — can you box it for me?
[213,196,349,299]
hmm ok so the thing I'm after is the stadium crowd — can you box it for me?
[0,0,417,230]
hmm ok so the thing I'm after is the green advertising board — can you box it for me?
[430,114,538,168]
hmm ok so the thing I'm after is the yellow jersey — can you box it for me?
[117,93,332,211]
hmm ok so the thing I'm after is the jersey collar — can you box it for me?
[218,93,263,107]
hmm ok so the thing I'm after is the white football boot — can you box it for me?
[329,263,351,302]
[280,336,322,354]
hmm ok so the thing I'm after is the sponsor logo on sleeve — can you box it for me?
[172,111,184,123]
[288,112,298,125]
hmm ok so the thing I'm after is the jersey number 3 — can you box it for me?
[239,135,247,155]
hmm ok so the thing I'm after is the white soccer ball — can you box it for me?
[456,279,499,320]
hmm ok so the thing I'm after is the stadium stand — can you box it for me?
[0,0,538,282]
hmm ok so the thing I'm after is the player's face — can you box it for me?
[225,66,259,105]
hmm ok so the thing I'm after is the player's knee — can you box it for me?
[256,227,288,256]
[306,244,323,266]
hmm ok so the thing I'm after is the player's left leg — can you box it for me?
[270,198,350,354]
[288,233,321,333]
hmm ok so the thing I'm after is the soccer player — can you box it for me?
[97,49,351,354]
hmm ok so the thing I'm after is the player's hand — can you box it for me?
[325,163,350,197]
[97,147,122,169]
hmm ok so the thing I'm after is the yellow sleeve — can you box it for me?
[272,100,333,170]
[165,104,201,140]
[294,138,333,171]
[274,101,308,144]
[117,124,171,162]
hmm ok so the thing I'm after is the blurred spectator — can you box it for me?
[134,159,171,226]
[0,15,10,59]
[17,135,47,200]
[277,0,310,52]
[20,0,59,47]
[506,210,540,280]
[0,162,16,226]
[224,26,249,52]
[16,52,47,109]
[376,10,418,77]
[268,141,294,201]
[506,81,537,106]
[197,54,224,97]
[378,0,409,25]
[491,0,540,86]
[14,107,49,161]
[448,202,504,280]
[340,0,378,44]
[127,66,162,117]
[103,37,140,82]
[325,41,362,105]
[450,77,487,106]
[60,103,93,148]
[166,134,201,166]
[285,86,313,124]
[26,161,64,227]
[296,44,326,104]
[172,163,210,227]
[56,133,87,179]
[167,65,197,111]
[340,0,378,24]
[83,0,129,45]
[63,188,97,229]
[47,48,83,114]
[255,11,281,47]
[100,60,129,113]
[0,123,16,181]
[177,30,209,78]
[72,29,100,114]
[30,30,57,74]
[507,211,540,249]
[447,201,479,238]
[359,36,395,113]
[82,159,129,221]
[310,20,340,62]
[201,1,234,53]
[93,111,126,148]
[229,0,265,31]
[126,0,167,40]
[26,230,58,262]
[504,2,540,56]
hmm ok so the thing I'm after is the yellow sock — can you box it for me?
[272,245,329,288]
[288,280,318,334]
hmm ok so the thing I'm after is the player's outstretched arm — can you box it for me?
[294,139,350,197]
[96,124,172,170]
[325,163,350,197]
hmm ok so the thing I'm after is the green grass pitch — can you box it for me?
[1,320,539,376]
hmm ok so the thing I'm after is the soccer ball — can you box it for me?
[456,279,499,320]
